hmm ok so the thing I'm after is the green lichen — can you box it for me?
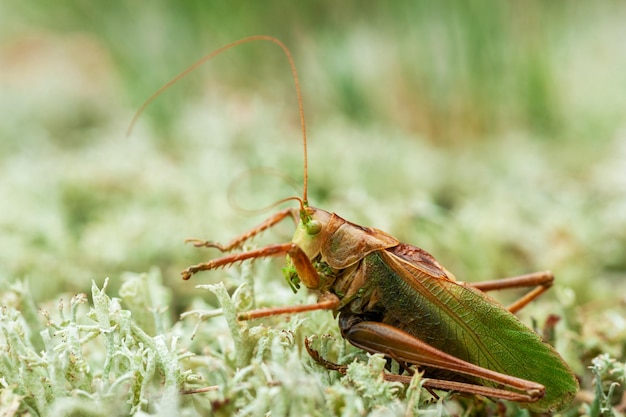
[2,2,626,415]
[0,278,191,416]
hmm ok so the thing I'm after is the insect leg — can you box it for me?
[338,313,545,402]
[185,207,297,252]
[468,271,554,313]
[384,374,546,403]
[305,336,544,403]
[182,240,340,317]
[304,336,348,373]
[238,292,339,320]
[182,241,314,281]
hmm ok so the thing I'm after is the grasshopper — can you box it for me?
[132,36,579,412]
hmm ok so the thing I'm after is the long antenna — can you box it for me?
[127,35,309,204]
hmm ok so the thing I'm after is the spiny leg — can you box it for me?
[182,240,339,319]
[237,292,339,320]
[304,336,441,398]
[305,334,542,403]
[182,241,318,284]
[183,243,289,279]
[384,374,544,403]
[304,336,347,373]
[185,207,297,252]
[468,271,554,314]
[338,312,545,402]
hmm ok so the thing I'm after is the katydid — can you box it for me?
[131,36,579,412]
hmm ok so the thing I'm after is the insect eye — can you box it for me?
[305,220,322,235]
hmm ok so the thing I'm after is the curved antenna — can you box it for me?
[127,35,309,204]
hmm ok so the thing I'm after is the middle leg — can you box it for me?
[468,271,554,313]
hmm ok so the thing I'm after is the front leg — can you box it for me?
[185,208,297,252]
[182,241,340,319]
[182,237,330,293]
[182,243,290,279]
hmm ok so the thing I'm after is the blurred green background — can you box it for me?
[3,1,625,298]
[1,0,626,399]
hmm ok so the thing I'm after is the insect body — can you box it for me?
[133,36,579,413]
[183,205,578,412]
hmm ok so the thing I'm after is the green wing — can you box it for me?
[366,245,578,412]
